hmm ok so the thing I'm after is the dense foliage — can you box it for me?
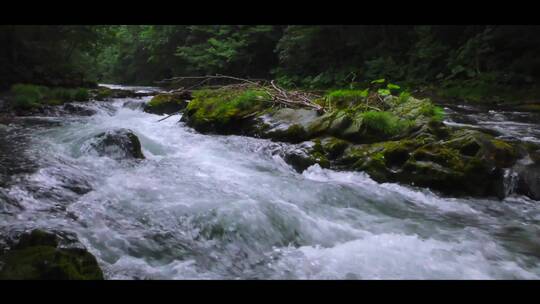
[2,25,540,95]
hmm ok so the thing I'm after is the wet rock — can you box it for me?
[143,92,190,115]
[530,149,540,164]
[277,141,330,173]
[62,103,97,116]
[84,128,144,160]
[91,87,145,101]
[122,100,146,110]
[0,229,104,280]
[254,108,318,143]
[515,163,540,200]
[331,129,519,198]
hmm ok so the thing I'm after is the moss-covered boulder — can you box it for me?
[181,87,272,134]
[0,230,103,280]
[332,129,519,198]
[305,95,443,144]
[143,92,190,115]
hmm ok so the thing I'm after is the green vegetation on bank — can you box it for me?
[3,25,540,103]
[10,84,90,110]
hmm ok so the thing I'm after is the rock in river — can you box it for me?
[0,229,104,280]
[83,128,145,160]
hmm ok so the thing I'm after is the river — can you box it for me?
[0,85,539,279]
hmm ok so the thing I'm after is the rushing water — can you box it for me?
[1,87,540,279]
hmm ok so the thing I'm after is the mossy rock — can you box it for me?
[319,137,350,159]
[255,108,319,143]
[331,129,520,198]
[182,87,272,134]
[0,230,103,280]
[143,92,190,115]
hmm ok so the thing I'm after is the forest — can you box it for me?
[2,25,540,101]
[1,25,540,281]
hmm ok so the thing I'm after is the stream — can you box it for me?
[1,85,539,279]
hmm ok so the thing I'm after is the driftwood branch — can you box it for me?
[157,74,326,113]
[156,110,184,122]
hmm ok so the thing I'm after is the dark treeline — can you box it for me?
[2,25,540,91]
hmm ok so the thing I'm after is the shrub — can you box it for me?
[10,84,91,109]
[10,84,45,109]
[73,88,90,101]
[326,89,368,109]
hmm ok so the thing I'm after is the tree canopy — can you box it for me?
[2,25,540,90]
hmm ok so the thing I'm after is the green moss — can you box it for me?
[0,246,103,280]
[325,89,368,109]
[361,111,412,137]
[0,230,103,280]
[321,137,350,159]
[185,88,271,132]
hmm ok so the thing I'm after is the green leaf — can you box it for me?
[371,78,386,84]
[387,83,401,90]
[378,89,391,96]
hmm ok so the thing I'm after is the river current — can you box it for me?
[0,85,539,279]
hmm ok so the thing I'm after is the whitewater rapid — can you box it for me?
[1,91,539,279]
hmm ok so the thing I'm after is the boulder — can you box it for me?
[254,108,318,143]
[515,163,540,200]
[329,129,519,198]
[84,128,144,160]
[62,103,97,116]
[0,229,104,280]
[143,92,190,115]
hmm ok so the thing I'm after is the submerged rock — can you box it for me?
[143,92,190,115]
[0,229,104,280]
[84,128,145,160]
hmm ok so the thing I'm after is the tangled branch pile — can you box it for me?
[157,74,325,112]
